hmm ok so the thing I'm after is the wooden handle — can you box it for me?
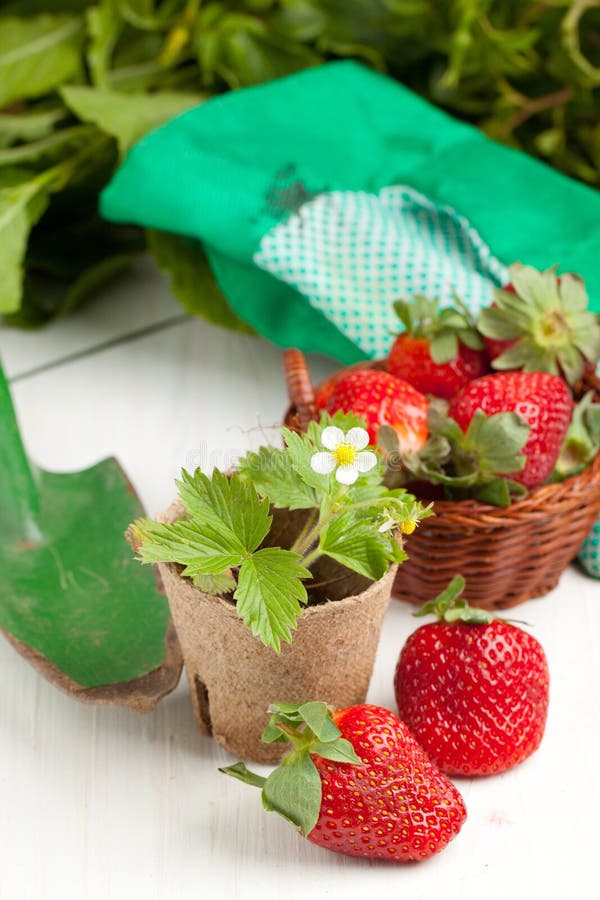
[282,349,318,433]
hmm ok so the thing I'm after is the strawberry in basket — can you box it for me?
[387,295,489,399]
[322,368,429,451]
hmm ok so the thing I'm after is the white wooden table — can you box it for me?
[1,260,598,900]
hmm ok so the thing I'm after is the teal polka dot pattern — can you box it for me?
[578,519,600,578]
[253,186,509,359]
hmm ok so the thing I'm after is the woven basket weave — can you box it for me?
[283,350,600,610]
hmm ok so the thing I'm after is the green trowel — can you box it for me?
[0,359,182,711]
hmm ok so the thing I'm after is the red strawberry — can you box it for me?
[388,296,488,399]
[394,576,550,777]
[221,701,467,862]
[388,334,488,400]
[449,370,573,488]
[325,368,428,451]
[479,264,600,385]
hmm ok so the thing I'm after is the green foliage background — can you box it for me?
[2,0,599,327]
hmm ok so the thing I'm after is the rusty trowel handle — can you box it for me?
[0,358,40,541]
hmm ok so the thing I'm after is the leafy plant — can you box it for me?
[130,411,429,651]
[2,1,600,325]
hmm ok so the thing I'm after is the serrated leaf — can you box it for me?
[281,426,333,492]
[176,468,271,554]
[234,547,310,652]
[319,511,390,581]
[262,751,322,836]
[238,444,318,509]
[132,515,247,574]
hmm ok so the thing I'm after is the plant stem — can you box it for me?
[301,548,322,569]
[289,509,319,555]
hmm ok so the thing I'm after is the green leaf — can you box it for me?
[280,426,331,492]
[131,515,247,575]
[0,14,85,107]
[86,0,123,88]
[478,305,523,341]
[146,230,255,334]
[0,107,68,147]
[553,391,600,480]
[220,761,267,789]
[319,511,391,581]
[176,468,272,554]
[235,547,310,652]
[193,570,236,594]
[62,86,204,156]
[464,410,528,475]
[262,751,321,837]
[0,168,53,313]
[0,124,98,169]
[238,444,318,510]
[296,701,341,742]
[472,478,512,507]
[430,330,458,364]
[310,738,360,764]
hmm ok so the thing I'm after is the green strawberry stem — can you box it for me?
[414,575,497,624]
[220,701,361,837]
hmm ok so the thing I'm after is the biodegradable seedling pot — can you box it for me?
[157,502,397,763]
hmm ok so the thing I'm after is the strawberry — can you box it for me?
[394,576,550,776]
[449,370,573,488]
[388,295,488,399]
[478,264,600,386]
[324,368,428,450]
[221,701,466,862]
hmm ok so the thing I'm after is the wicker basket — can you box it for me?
[283,349,600,610]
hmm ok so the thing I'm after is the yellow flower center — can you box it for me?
[401,519,417,535]
[334,442,357,467]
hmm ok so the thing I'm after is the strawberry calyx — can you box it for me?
[379,401,530,506]
[219,701,360,837]
[478,264,600,385]
[413,574,496,624]
[552,391,600,481]
[393,294,484,364]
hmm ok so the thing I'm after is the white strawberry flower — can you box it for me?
[310,426,378,485]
